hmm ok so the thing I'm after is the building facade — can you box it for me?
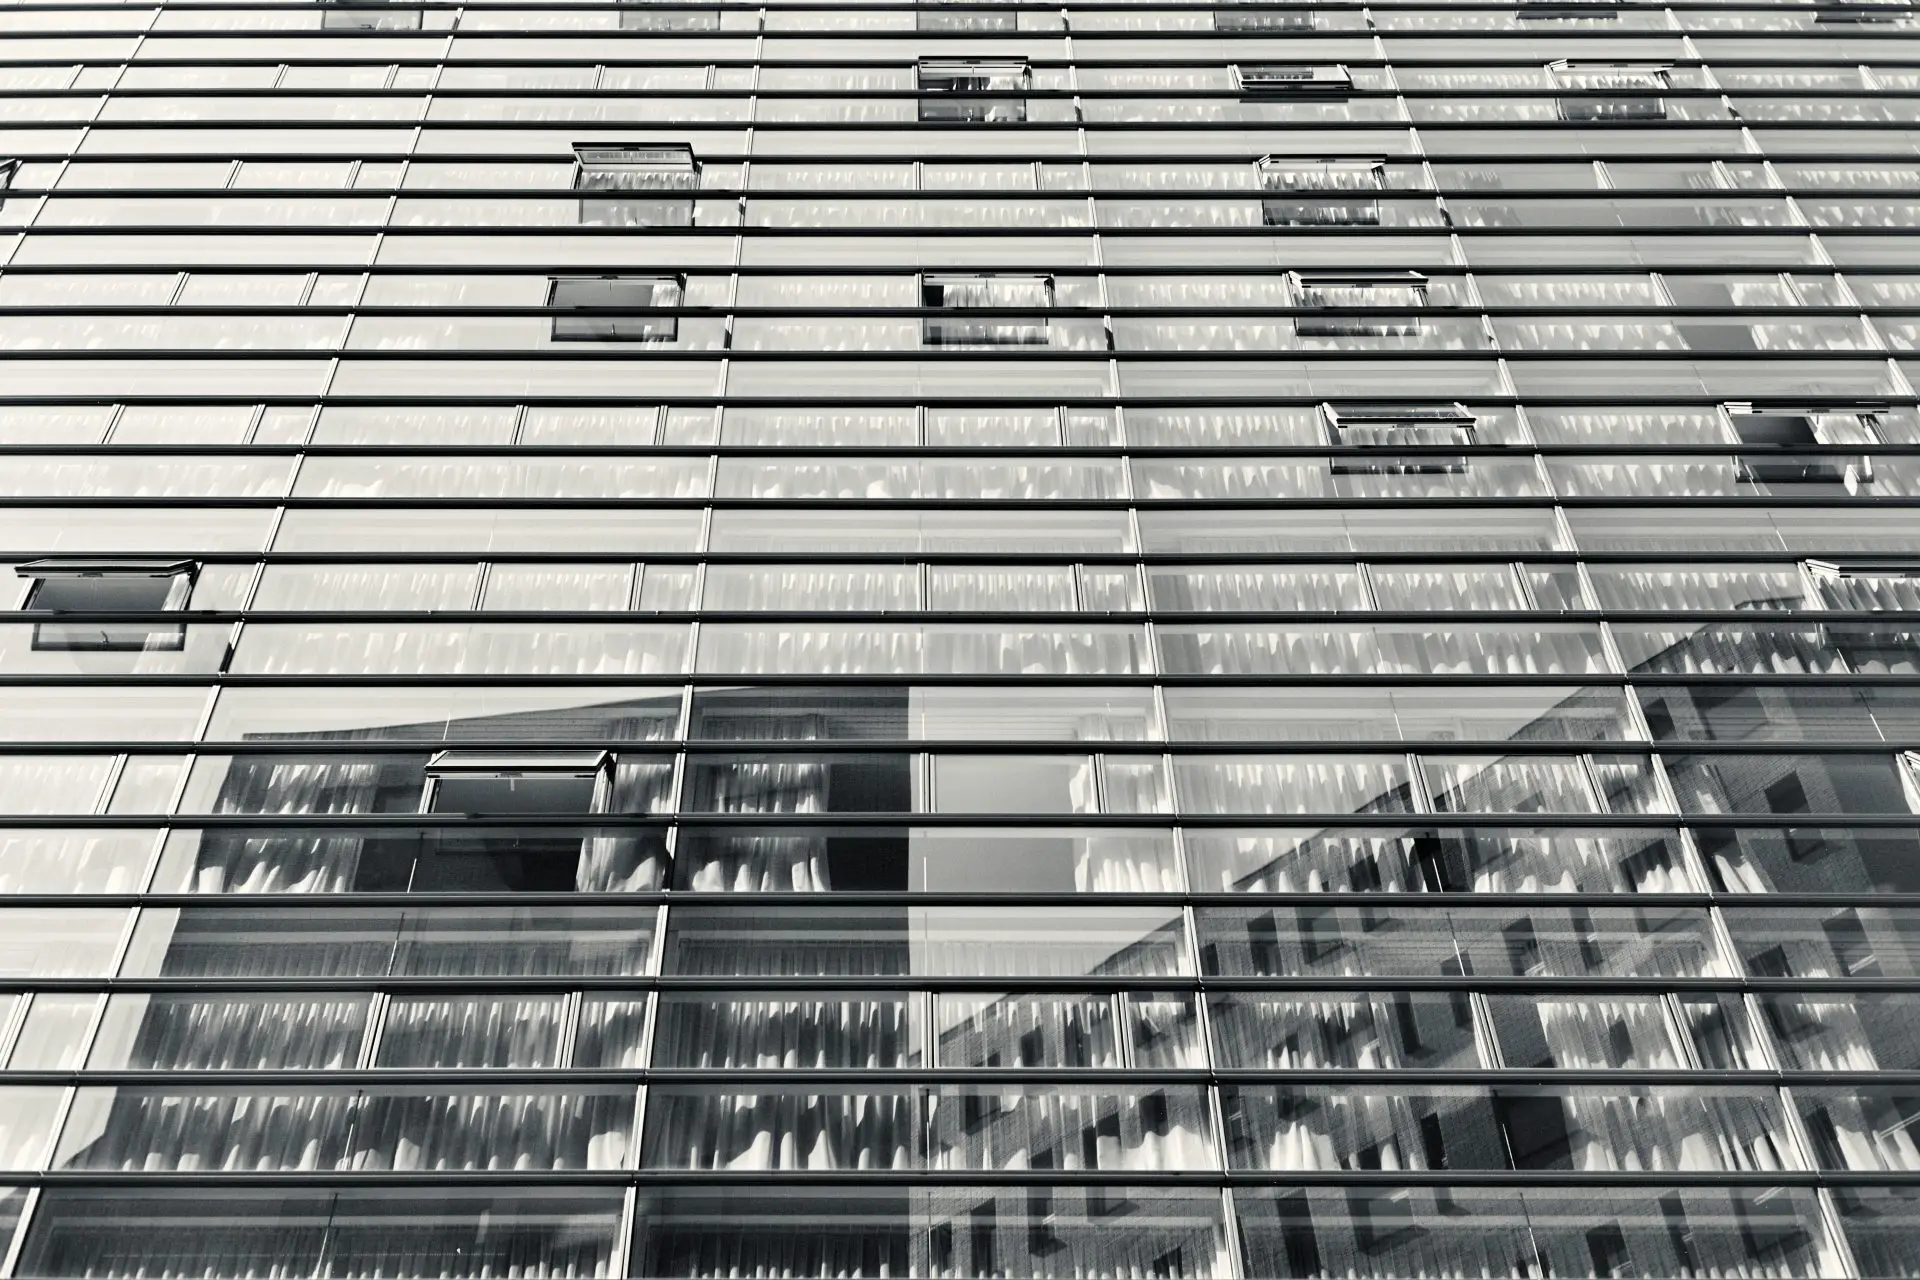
[0,0,1916,1272]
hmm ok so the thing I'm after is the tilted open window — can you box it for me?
[1551,61,1671,120]
[1323,403,1477,475]
[1234,64,1353,98]
[1257,156,1384,226]
[1815,1,1909,23]
[1727,404,1879,485]
[317,0,421,30]
[916,58,1031,123]
[549,275,683,342]
[1806,560,1920,610]
[417,751,612,893]
[614,0,720,29]
[1213,1,1317,31]
[922,274,1053,347]
[1291,271,1428,338]
[917,0,1017,32]
[573,143,698,227]
[18,559,196,651]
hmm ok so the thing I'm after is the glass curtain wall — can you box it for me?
[0,0,1916,1274]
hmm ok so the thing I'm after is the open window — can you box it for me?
[917,0,1017,32]
[1257,156,1384,226]
[1727,403,1879,485]
[1234,64,1353,98]
[922,274,1053,347]
[1290,271,1427,338]
[317,0,421,29]
[1551,61,1670,120]
[1323,403,1476,475]
[916,58,1030,123]
[1815,1,1908,23]
[614,0,720,29]
[1806,560,1920,610]
[416,751,610,892]
[18,559,195,651]
[573,143,697,227]
[549,275,682,342]
[1213,1,1316,30]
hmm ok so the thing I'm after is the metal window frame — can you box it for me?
[1232,64,1354,98]
[16,557,198,653]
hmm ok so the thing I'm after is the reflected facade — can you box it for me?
[0,0,1918,1273]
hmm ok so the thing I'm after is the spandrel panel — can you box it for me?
[1198,905,1726,978]
[663,906,1190,978]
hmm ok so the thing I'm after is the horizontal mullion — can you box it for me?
[0,1066,1889,1086]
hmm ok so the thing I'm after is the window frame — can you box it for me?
[17,558,198,653]
[547,274,685,344]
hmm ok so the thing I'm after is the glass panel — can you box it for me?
[629,1186,1230,1280]
[1233,1186,1837,1279]
[664,906,1190,978]
[88,993,369,1070]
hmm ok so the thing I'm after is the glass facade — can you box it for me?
[0,0,1916,1273]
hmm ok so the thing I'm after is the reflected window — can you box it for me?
[615,0,720,29]
[1551,61,1671,120]
[18,558,195,652]
[917,58,1030,123]
[1291,272,1427,338]
[1727,404,1878,485]
[923,274,1053,347]
[1324,403,1475,474]
[1234,65,1353,98]
[573,143,697,227]
[317,0,420,29]
[549,275,682,343]
[1258,156,1383,226]
[1215,2,1316,31]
